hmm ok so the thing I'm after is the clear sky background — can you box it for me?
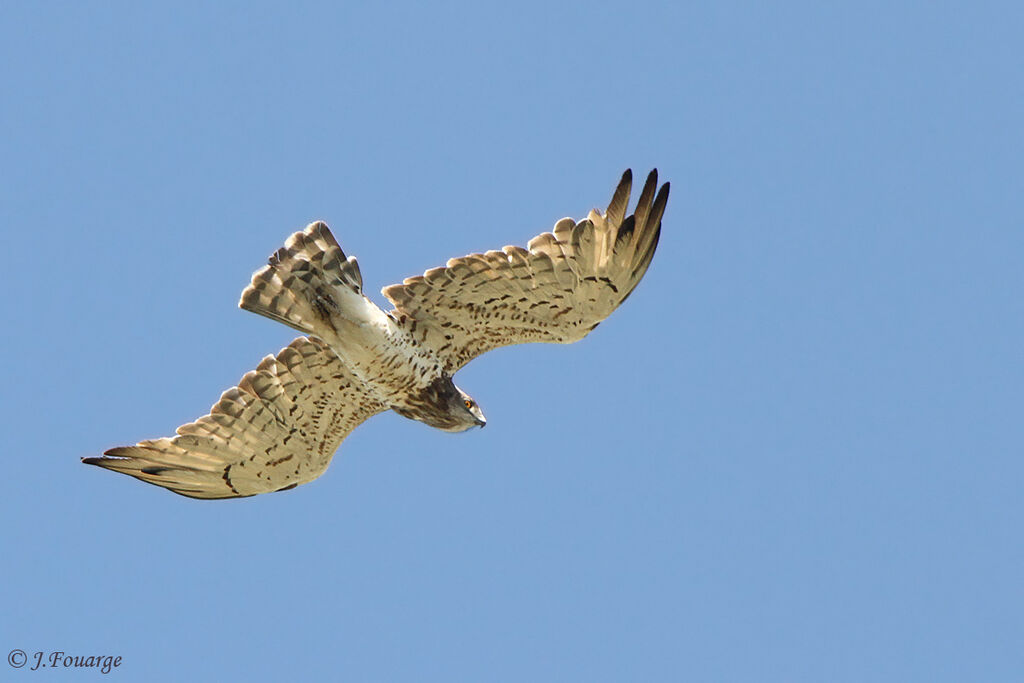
[2,2,1021,681]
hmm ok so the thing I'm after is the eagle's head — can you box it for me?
[394,375,486,432]
[444,381,487,432]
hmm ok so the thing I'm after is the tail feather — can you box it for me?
[239,221,363,336]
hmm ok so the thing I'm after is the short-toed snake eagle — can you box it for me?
[84,169,670,498]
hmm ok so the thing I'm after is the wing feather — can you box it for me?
[381,169,669,371]
[83,336,387,499]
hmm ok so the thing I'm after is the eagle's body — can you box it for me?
[239,222,483,432]
[84,169,670,499]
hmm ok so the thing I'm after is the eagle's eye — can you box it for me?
[464,399,474,410]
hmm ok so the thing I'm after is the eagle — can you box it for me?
[84,169,670,499]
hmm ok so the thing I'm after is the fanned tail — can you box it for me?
[239,221,363,336]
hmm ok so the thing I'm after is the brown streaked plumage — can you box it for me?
[84,169,669,499]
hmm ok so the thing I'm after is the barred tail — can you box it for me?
[239,221,363,336]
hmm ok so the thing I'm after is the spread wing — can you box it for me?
[83,336,387,499]
[382,169,669,372]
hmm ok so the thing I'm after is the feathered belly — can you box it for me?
[319,309,443,409]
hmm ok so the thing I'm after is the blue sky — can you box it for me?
[2,2,1022,681]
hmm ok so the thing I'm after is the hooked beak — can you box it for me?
[476,417,487,428]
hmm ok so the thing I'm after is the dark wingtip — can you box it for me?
[606,169,634,225]
[84,449,130,467]
[649,181,670,228]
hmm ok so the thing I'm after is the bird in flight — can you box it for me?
[84,169,670,499]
